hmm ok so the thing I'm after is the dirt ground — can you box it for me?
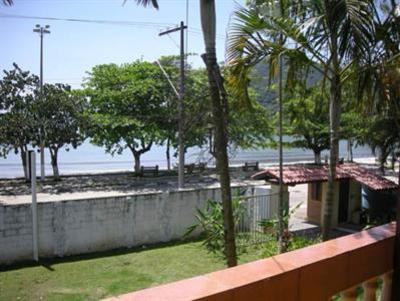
[0,168,265,204]
[1,162,395,209]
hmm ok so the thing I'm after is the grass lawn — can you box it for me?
[0,240,266,301]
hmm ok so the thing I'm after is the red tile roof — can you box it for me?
[252,163,398,191]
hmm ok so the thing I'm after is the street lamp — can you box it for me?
[33,24,50,182]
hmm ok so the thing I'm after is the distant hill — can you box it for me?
[249,62,322,112]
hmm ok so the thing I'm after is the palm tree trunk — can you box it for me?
[322,53,341,241]
[200,0,237,267]
[277,51,287,253]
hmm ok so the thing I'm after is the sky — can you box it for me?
[0,0,245,89]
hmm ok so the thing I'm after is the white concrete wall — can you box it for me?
[0,185,256,264]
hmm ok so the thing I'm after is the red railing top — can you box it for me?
[104,222,396,301]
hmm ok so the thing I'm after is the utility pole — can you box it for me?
[33,24,50,182]
[159,21,187,189]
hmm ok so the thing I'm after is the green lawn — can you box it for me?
[0,236,321,301]
[0,240,265,301]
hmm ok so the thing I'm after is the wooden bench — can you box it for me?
[242,161,259,171]
[195,162,207,172]
[184,162,207,174]
[140,165,159,177]
[184,164,195,174]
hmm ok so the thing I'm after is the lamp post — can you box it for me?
[33,24,50,182]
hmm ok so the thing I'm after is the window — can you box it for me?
[311,182,322,202]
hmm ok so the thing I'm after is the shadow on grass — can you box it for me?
[0,237,204,273]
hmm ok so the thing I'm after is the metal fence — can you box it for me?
[235,193,278,246]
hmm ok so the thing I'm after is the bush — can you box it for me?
[185,196,246,259]
[262,235,321,258]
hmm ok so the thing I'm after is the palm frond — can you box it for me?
[226,4,325,105]
[335,0,375,62]
[127,0,158,9]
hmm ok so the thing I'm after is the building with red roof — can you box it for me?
[252,163,397,227]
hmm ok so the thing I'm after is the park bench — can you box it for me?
[242,161,259,171]
[140,165,159,177]
[195,162,207,172]
[184,162,207,174]
[184,164,195,174]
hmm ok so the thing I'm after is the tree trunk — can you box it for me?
[20,146,28,181]
[128,142,153,174]
[49,147,60,180]
[347,139,353,162]
[322,55,341,241]
[166,138,171,171]
[379,151,386,175]
[277,49,288,253]
[200,0,237,267]
[391,151,396,171]
[133,152,141,174]
[314,150,322,164]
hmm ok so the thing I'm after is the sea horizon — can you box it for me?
[0,140,375,179]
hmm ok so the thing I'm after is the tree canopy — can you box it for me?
[0,64,39,179]
[34,83,87,179]
[283,85,330,163]
[84,60,172,172]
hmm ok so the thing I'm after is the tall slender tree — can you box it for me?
[199,0,237,266]
[227,0,376,240]
[132,0,237,266]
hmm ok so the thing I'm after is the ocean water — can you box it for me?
[0,140,373,178]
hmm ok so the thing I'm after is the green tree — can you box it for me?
[34,83,87,180]
[359,1,400,147]
[0,64,38,180]
[361,113,399,174]
[284,85,330,164]
[158,57,273,166]
[85,61,170,173]
[340,79,366,162]
[157,56,211,170]
[227,0,376,240]
[133,0,238,267]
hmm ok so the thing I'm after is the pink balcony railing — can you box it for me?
[104,222,396,301]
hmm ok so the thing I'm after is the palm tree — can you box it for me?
[227,0,376,240]
[233,0,303,253]
[133,0,237,267]
[359,1,400,139]
[358,5,400,298]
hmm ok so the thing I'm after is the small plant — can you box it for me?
[258,202,303,251]
[261,235,322,258]
[185,192,246,259]
[258,219,276,235]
